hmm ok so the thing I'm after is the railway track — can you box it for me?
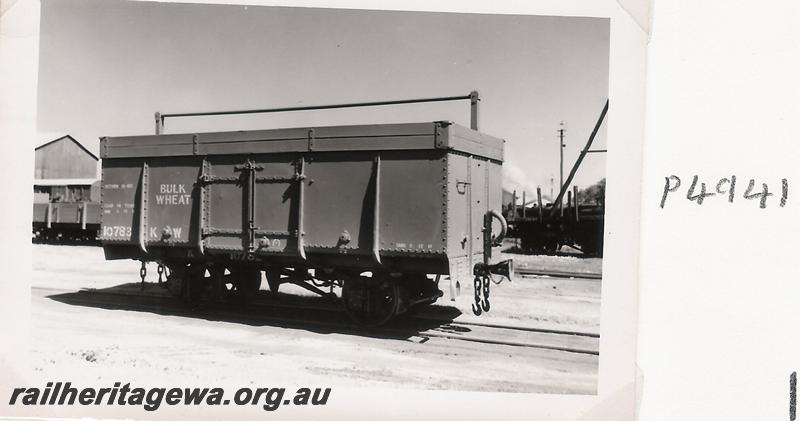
[514,268,602,280]
[33,286,599,356]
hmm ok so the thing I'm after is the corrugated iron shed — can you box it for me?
[34,134,98,180]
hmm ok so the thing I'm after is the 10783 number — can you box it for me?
[102,225,132,238]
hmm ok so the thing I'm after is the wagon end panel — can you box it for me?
[444,152,474,282]
[469,156,490,257]
[488,159,503,221]
[444,152,502,282]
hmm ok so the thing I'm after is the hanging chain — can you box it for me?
[471,275,483,316]
[481,274,491,312]
[471,274,493,316]
[139,261,147,291]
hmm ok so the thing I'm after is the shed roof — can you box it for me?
[35,134,99,161]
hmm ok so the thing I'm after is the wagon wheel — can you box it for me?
[229,266,261,301]
[265,269,282,295]
[579,241,595,256]
[402,273,442,315]
[184,263,214,303]
[342,277,400,327]
[545,241,560,254]
[164,262,188,298]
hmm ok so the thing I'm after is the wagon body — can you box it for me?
[99,121,503,282]
[32,201,101,243]
[32,202,101,227]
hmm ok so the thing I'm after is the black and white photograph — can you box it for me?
[2,0,648,419]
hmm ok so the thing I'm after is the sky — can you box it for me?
[37,0,609,199]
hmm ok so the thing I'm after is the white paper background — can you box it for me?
[638,0,800,420]
[1,0,648,419]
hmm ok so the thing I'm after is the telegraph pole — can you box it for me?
[558,121,566,210]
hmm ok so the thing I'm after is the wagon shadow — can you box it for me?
[45,282,463,341]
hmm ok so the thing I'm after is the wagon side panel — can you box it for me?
[303,153,374,254]
[203,155,246,251]
[144,157,201,247]
[251,154,302,255]
[32,203,48,224]
[198,154,302,255]
[100,159,144,245]
[85,202,102,226]
[378,151,447,257]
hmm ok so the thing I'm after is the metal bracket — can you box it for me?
[196,158,208,256]
[234,158,263,252]
[434,124,446,149]
[308,129,315,151]
[372,155,382,264]
[234,159,264,173]
[296,157,307,260]
[137,162,149,254]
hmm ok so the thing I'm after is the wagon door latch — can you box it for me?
[235,158,264,252]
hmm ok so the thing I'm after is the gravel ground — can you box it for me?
[28,244,601,394]
[497,239,603,275]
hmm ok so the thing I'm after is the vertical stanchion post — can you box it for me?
[469,91,480,131]
[574,186,580,222]
[155,112,163,135]
[536,187,543,221]
[80,201,87,230]
[511,190,517,220]
[522,191,527,218]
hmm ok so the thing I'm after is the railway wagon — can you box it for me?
[32,201,101,243]
[99,115,512,325]
[514,205,604,256]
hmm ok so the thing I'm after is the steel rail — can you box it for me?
[425,318,600,339]
[514,267,603,280]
